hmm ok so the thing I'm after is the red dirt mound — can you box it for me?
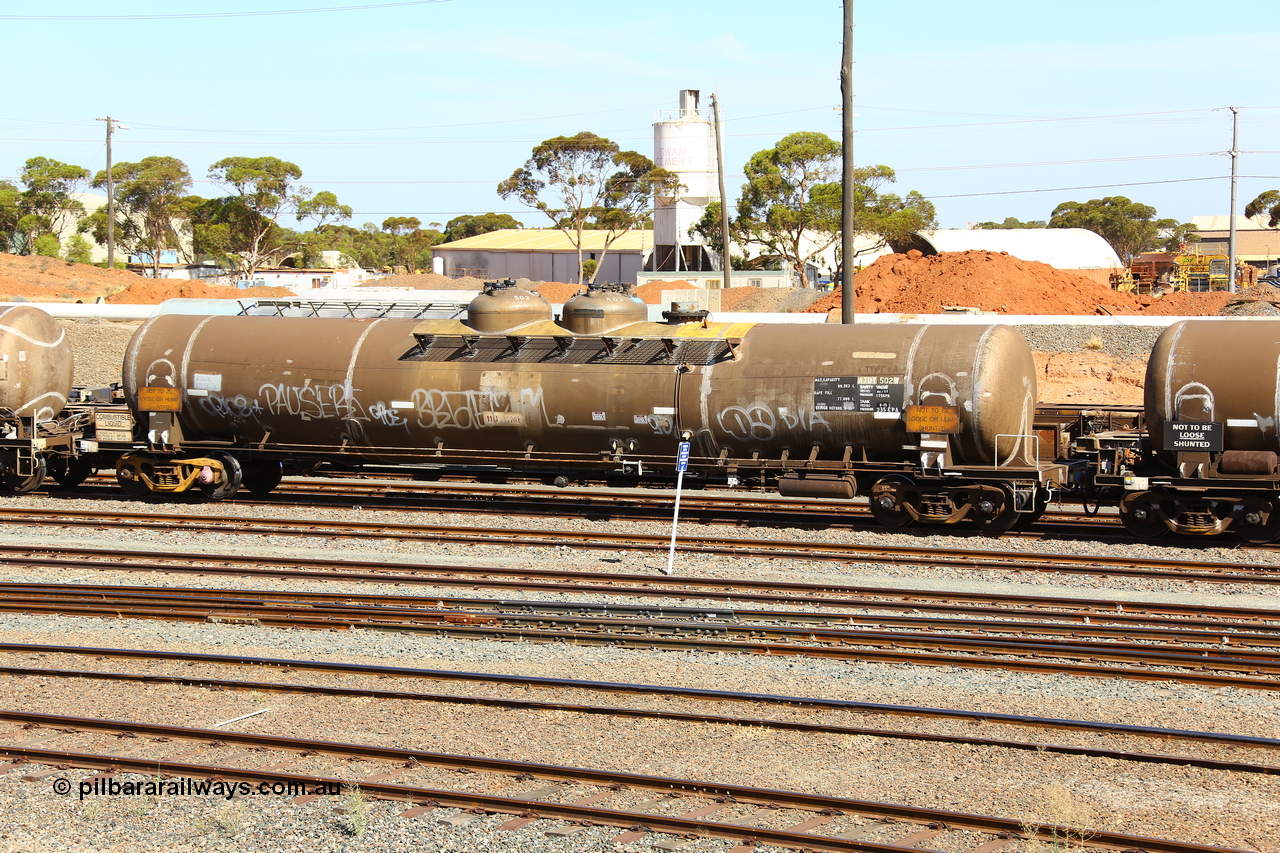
[807,249,1247,317]
[106,280,294,304]
[0,252,146,302]
[536,281,587,302]
[632,279,696,305]
[359,272,489,290]
[808,250,1144,315]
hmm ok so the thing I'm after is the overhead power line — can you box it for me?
[0,1,453,21]
[923,176,1225,200]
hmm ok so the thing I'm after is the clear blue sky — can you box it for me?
[1,0,1277,232]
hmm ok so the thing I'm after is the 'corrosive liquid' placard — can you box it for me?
[1163,421,1223,452]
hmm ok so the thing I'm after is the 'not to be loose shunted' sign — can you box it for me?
[1163,421,1223,452]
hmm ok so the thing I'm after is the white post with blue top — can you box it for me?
[664,439,692,575]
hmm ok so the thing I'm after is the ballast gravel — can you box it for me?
[0,490,1277,851]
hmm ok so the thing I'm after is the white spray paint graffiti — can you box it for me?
[915,372,958,405]
[1173,381,1215,422]
[644,414,675,435]
[716,403,831,442]
[258,382,370,423]
[411,386,553,430]
[191,381,580,434]
[198,394,264,420]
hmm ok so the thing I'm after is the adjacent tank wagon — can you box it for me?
[1118,317,1280,542]
[0,305,75,491]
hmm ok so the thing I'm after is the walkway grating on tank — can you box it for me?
[402,334,732,366]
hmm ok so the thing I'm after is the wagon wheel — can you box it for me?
[1119,491,1168,539]
[115,459,152,497]
[47,456,95,488]
[3,455,45,494]
[1234,499,1280,545]
[198,451,242,501]
[970,486,1020,534]
[241,460,283,496]
[868,475,913,528]
[1012,488,1051,530]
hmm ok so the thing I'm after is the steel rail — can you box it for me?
[0,507,1272,586]
[6,583,1280,668]
[3,544,1279,626]
[7,580,1277,647]
[5,643,1274,750]
[4,663,1276,776]
[0,711,1250,853]
[1,595,1277,688]
[67,475,1114,535]
[259,479,1115,533]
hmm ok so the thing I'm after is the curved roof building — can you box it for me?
[901,228,1122,269]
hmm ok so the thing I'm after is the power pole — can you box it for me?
[839,0,855,323]
[711,91,731,290]
[1228,106,1239,293]
[96,116,125,269]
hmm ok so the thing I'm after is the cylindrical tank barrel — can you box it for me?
[123,316,1034,469]
[1146,318,1280,453]
[122,314,681,460]
[0,305,73,421]
[695,323,1035,466]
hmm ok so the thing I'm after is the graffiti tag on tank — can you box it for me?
[257,383,370,423]
[198,394,264,420]
[194,382,588,433]
[411,387,547,430]
[716,403,831,442]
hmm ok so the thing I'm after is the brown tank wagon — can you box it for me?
[117,280,1067,532]
[1116,318,1280,542]
[0,305,76,491]
[0,305,73,422]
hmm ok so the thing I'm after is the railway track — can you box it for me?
[4,581,1279,689]
[0,710,1253,853]
[5,642,1277,775]
[60,476,1118,537]
[0,507,1276,588]
[2,541,1277,626]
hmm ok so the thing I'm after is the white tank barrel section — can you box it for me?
[652,89,720,270]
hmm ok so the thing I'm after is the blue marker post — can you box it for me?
[664,439,692,575]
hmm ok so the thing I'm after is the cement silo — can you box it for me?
[651,90,719,273]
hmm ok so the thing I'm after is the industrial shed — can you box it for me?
[432,229,651,284]
[899,228,1123,271]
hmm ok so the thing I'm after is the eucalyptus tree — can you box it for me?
[86,155,192,277]
[499,132,679,284]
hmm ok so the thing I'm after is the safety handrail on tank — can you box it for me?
[237,299,469,319]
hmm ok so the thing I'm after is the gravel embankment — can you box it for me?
[1015,323,1166,360]
[59,318,139,386]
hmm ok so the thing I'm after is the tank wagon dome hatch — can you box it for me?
[560,281,648,334]
[466,279,553,332]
